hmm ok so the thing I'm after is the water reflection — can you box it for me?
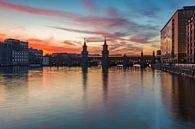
[140,68,144,86]
[0,67,194,129]
[0,67,28,94]
[172,76,195,128]
[0,66,28,75]
[161,73,195,129]
[0,67,29,127]
[102,67,109,103]
[82,67,88,91]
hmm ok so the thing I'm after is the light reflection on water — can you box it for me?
[0,67,194,129]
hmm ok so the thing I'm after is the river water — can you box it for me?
[0,67,194,129]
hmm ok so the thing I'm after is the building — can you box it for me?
[186,16,195,63]
[0,43,3,66]
[157,50,161,57]
[42,56,49,66]
[0,42,11,66]
[0,39,29,66]
[156,50,161,63]
[161,6,195,63]
[50,53,81,66]
[102,38,109,67]
[29,48,43,66]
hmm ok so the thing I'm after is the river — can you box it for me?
[0,67,194,129]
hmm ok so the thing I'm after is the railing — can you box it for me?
[160,64,195,78]
[175,64,195,69]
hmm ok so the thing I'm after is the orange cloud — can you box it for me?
[0,33,7,42]
[0,34,81,54]
[28,38,80,55]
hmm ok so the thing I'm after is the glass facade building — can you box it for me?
[161,20,173,63]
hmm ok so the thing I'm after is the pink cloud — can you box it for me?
[0,1,77,19]
[130,35,150,43]
[52,26,113,37]
[75,16,129,28]
[86,38,107,42]
[0,1,129,29]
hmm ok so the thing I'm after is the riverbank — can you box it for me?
[158,64,195,79]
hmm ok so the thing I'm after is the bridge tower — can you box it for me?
[81,38,88,67]
[140,50,145,68]
[102,37,109,67]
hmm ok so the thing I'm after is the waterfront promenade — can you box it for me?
[160,64,195,78]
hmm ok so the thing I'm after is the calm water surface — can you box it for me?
[0,67,195,129]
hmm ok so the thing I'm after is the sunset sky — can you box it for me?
[0,0,195,55]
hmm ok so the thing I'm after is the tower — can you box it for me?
[102,37,109,67]
[141,50,145,68]
[81,38,88,67]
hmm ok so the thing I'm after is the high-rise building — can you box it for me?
[161,6,195,63]
[102,37,109,67]
[186,16,195,63]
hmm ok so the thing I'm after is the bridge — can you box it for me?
[88,55,155,67]
[81,38,157,68]
[49,38,158,68]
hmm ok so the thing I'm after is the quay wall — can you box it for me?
[159,64,195,78]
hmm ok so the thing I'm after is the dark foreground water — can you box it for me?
[0,67,195,129]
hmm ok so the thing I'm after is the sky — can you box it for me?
[0,0,195,55]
